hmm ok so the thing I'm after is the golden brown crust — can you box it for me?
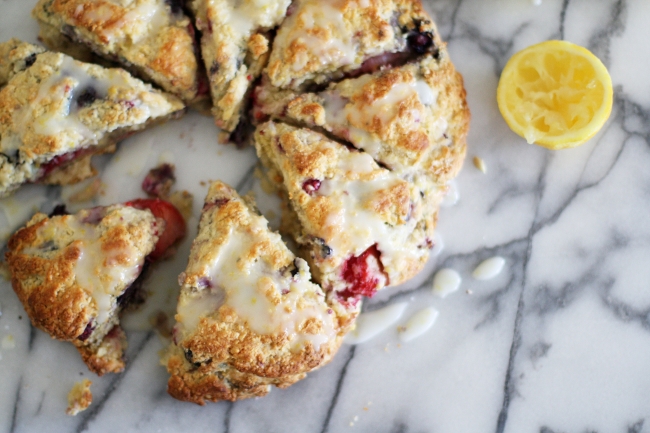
[0,39,185,197]
[189,0,291,132]
[5,204,159,375]
[256,53,470,185]
[266,0,436,89]
[32,0,204,104]
[254,121,442,303]
[166,181,343,404]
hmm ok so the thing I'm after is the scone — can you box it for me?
[254,121,442,309]
[0,39,185,198]
[266,0,441,90]
[254,53,469,184]
[32,0,207,106]
[5,199,186,375]
[166,181,344,404]
[189,0,291,138]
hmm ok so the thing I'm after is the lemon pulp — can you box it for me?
[497,40,613,149]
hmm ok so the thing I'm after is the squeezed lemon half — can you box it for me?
[497,40,613,149]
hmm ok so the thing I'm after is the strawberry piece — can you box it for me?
[337,244,388,303]
[125,198,186,260]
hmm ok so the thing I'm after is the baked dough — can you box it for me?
[166,181,345,403]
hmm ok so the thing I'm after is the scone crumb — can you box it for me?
[66,379,92,416]
[473,156,487,173]
[149,311,172,338]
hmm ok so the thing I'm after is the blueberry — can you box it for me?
[165,0,184,15]
[49,204,68,217]
[407,31,434,54]
[24,53,37,68]
[313,237,333,258]
[76,87,98,108]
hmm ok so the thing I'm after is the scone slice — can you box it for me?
[32,0,206,105]
[254,121,442,308]
[255,53,469,184]
[266,0,441,91]
[0,39,185,198]
[4,200,186,375]
[189,0,291,136]
[166,181,343,404]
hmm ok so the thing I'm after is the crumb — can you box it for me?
[473,156,487,174]
[397,326,406,332]
[142,164,176,198]
[466,289,473,295]
[68,178,105,203]
[200,180,207,187]
[384,343,390,352]
[66,379,92,416]
[169,190,194,222]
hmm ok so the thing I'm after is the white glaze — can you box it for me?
[344,302,408,344]
[432,268,462,298]
[472,256,506,280]
[399,307,439,342]
[440,180,460,207]
[72,221,143,323]
[177,218,336,350]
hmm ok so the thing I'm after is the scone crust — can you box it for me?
[189,0,291,132]
[5,205,159,374]
[266,0,437,89]
[167,181,343,404]
[0,39,185,197]
[32,0,203,103]
[254,121,441,301]
[256,53,469,184]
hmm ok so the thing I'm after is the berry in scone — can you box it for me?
[254,121,442,312]
[0,39,185,198]
[188,0,291,137]
[265,0,441,91]
[4,199,186,375]
[32,0,207,106]
[254,53,469,184]
[166,181,344,404]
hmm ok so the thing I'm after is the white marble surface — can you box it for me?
[1,0,649,432]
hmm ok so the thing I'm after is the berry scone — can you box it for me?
[265,0,441,91]
[0,39,185,198]
[254,121,442,312]
[166,181,344,404]
[254,53,469,184]
[5,199,186,375]
[189,0,291,140]
[32,0,207,106]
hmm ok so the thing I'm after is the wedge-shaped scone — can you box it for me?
[255,121,442,308]
[255,53,469,184]
[32,0,206,105]
[5,199,186,375]
[189,0,291,135]
[0,39,185,198]
[166,181,344,404]
[4,199,187,375]
[266,0,441,90]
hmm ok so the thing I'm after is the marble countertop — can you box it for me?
[2,0,649,432]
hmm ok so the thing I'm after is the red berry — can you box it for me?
[337,244,388,303]
[125,198,186,260]
[302,179,321,195]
